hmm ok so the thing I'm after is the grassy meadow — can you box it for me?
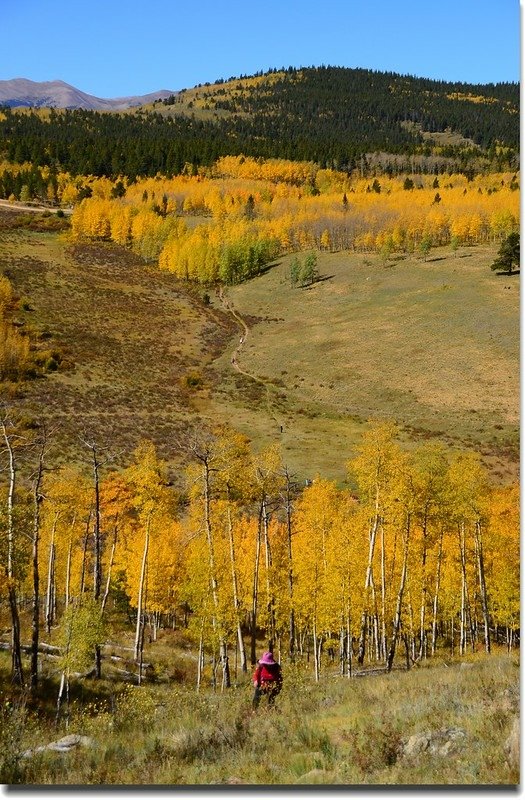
[217,242,519,484]
[0,210,518,485]
[0,642,518,785]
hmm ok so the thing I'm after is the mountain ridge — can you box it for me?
[0,67,519,178]
[0,77,177,110]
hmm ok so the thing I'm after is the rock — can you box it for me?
[402,727,466,759]
[22,734,95,758]
[295,768,335,784]
[504,717,519,772]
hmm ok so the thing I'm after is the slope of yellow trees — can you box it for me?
[2,421,518,689]
[66,156,519,283]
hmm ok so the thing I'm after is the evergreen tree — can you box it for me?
[490,232,520,275]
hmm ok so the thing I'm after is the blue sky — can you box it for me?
[2,0,520,96]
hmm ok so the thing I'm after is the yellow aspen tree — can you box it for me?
[485,485,519,647]
[348,420,406,665]
[409,443,450,661]
[293,477,346,680]
[447,452,490,654]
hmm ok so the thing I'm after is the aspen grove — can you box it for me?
[52,157,521,284]
[0,418,518,693]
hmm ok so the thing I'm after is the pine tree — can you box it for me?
[490,231,520,274]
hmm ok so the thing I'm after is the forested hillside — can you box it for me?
[0,67,519,183]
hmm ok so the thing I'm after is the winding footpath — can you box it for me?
[216,286,282,429]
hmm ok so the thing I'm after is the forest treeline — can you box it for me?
[61,158,519,283]
[0,67,519,181]
[0,418,519,693]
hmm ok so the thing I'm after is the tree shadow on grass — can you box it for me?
[303,275,335,288]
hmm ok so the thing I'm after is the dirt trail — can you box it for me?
[217,286,282,429]
[0,199,72,215]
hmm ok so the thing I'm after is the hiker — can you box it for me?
[252,651,283,709]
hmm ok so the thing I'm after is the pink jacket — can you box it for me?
[253,662,282,688]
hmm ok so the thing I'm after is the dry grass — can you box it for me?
[0,225,236,474]
[0,647,518,785]
[0,219,518,485]
[218,244,519,483]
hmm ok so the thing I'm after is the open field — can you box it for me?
[0,212,519,484]
[212,243,519,484]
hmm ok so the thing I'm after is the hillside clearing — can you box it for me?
[0,219,518,483]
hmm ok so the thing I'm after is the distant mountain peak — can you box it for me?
[0,78,177,110]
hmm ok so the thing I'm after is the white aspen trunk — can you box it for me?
[45,518,57,635]
[358,499,381,665]
[418,513,428,660]
[101,522,118,616]
[283,469,295,660]
[474,520,491,654]
[64,515,76,611]
[30,438,45,692]
[386,512,410,672]
[408,594,416,662]
[201,459,230,688]
[2,420,23,685]
[458,521,469,656]
[431,528,444,656]
[134,513,151,662]
[380,523,387,661]
[460,572,466,656]
[79,509,92,597]
[196,626,204,692]
[56,671,66,721]
[346,609,352,678]
[4,425,15,580]
[313,621,320,682]
[262,498,276,647]
[339,626,345,676]
[226,493,247,673]
[250,504,262,665]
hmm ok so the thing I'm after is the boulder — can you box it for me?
[402,727,466,759]
[295,768,336,784]
[22,734,95,758]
